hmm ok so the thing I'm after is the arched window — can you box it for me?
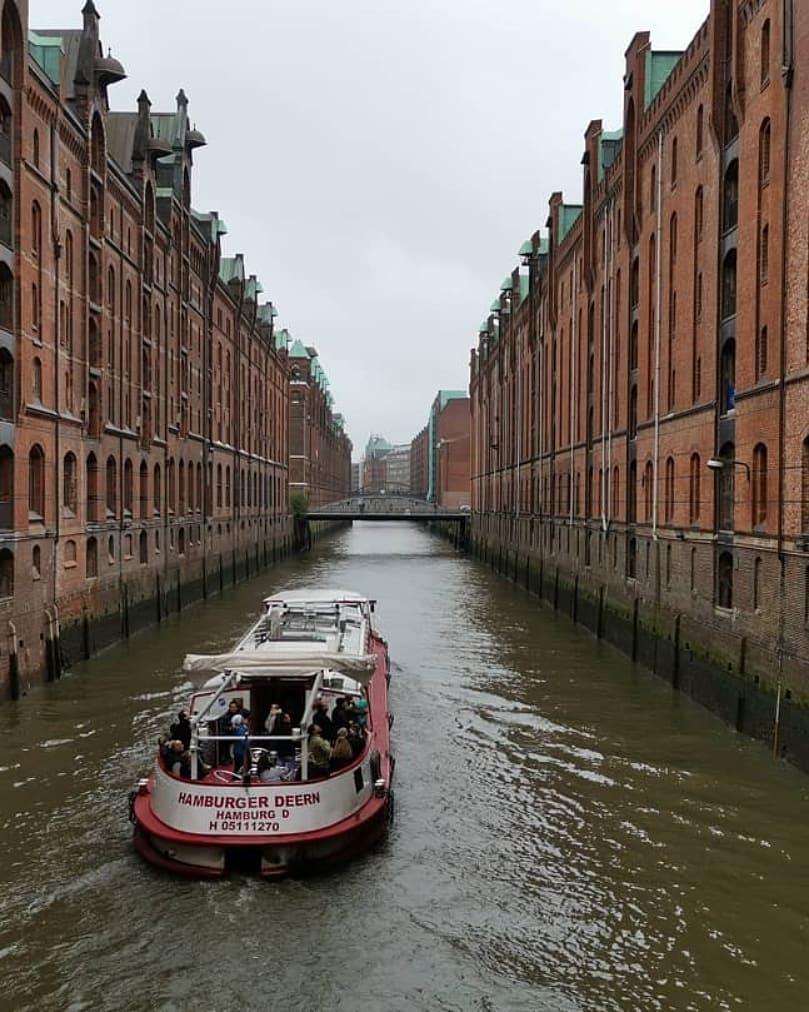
[724,83,739,143]
[670,137,678,185]
[720,340,736,415]
[31,201,41,258]
[32,128,39,168]
[28,444,45,517]
[644,460,653,520]
[723,161,739,232]
[86,536,98,577]
[650,163,656,213]
[627,461,637,523]
[629,385,638,439]
[178,527,186,555]
[717,442,736,531]
[0,96,11,166]
[721,251,737,320]
[196,463,202,513]
[664,456,675,523]
[752,443,768,527]
[0,180,11,247]
[0,443,12,529]
[178,459,185,514]
[717,550,734,609]
[627,536,637,579]
[226,466,231,508]
[107,535,115,563]
[139,461,148,518]
[757,326,768,379]
[139,530,148,564]
[123,458,133,514]
[612,465,620,517]
[761,19,770,87]
[64,539,76,564]
[153,462,162,514]
[694,186,704,242]
[86,452,98,522]
[217,463,222,508]
[105,455,117,516]
[696,105,704,158]
[167,458,175,512]
[0,261,11,331]
[63,451,77,513]
[32,544,40,578]
[0,347,12,418]
[0,547,12,597]
[689,453,701,524]
[760,224,769,285]
[759,119,771,187]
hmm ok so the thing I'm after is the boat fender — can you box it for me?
[387,711,394,730]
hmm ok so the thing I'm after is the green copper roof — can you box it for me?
[519,274,529,302]
[500,276,513,292]
[219,256,244,285]
[644,51,682,109]
[28,31,62,84]
[518,239,532,256]
[489,298,500,312]
[289,338,309,358]
[558,204,583,244]
[598,129,623,182]
[479,320,488,334]
[437,389,467,410]
[366,434,392,457]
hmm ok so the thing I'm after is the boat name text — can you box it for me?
[176,791,321,810]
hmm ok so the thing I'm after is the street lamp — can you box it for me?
[707,456,750,480]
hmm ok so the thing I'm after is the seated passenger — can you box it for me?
[163,739,191,778]
[307,723,332,778]
[258,750,289,782]
[329,728,354,772]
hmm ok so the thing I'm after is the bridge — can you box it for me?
[305,494,471,522]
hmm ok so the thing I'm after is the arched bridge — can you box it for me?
[305,495,471,522]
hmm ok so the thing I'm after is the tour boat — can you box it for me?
[130,588,394,878]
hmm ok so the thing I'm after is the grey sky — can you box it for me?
[31,0,709,458]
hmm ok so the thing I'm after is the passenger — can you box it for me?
[353,697,369,732]
[258,750,289,782]
[313,697,334,742]
[347,723,364,759]
[307,723,332,778]
[264,703,283,733]
[169,710,192,751]
[163,739,191,778]
[329,728,354,772]
[331,698,349,735]
[231,713,249,774]
[275,711,295,766]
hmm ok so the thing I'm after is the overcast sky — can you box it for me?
[31,0,709,459]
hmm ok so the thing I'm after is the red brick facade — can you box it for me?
[470,0,809,699]
[0,2,309,693]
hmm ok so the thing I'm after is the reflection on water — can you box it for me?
[0,522,808,1011]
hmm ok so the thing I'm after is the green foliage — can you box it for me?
[289,492,309,517]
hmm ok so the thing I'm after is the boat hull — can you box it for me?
[132,792,391,879]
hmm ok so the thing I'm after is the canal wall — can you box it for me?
[1,518,345,700]
[468,516,809,774]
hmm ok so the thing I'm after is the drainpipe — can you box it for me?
[538,300,544,519]
[607,203,615,527]
[570,254,576,527]
[652,129,663,539]
[601,202,610,531]
[49,122,62,678]
[515,338,521,520]
[774,0,794,757]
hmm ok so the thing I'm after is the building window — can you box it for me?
[759,119,771,186]
[0,181,11,247]
[690,547,696,592]
[689,453,701,524]
[752,443,768,527]
[139,530,148,564]
[31,201,41,258]
[723,161,739,232]
[695,273,703,322]
[32,128,39,168]
[650,163,656,212]
[644,460,653,521]
[627,536,637,579]
[717,550,734,609]
[63,451,77,513]
[108,534,115,563]
[717,442,736,531]
[139,461,148,518]
[0,547,12,598]
[694,187,703,242]
[757,326,768,379]
[696,105,704,158]
[123,458,133,514]
[725,83,739,143]
[105,455,117,516]
[32,544,40,579]
[28,444,44,518]
[721,251,737,320]
[31,282,39,333]
[64,539,76,565]
[753,557,762,611]
[0,263,12,331]
[86,537,98,578]
[664,456,675,523]
[86,452,98,522]
[760,224,769,285]
[670,137,678,186]
[761,19,770,87]
[153,463,161,514]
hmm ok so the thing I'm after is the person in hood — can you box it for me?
[169,710,192,751]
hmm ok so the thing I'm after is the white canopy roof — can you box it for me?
[183,650,377,685]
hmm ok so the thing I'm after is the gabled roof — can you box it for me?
[219,255,244,285]
[644,51,682,109]
[558,204,583,244]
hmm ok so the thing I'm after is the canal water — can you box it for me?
[0,523,808,1012]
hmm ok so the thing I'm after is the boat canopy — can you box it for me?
[183,650,377,684]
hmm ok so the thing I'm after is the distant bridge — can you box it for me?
[305,495,471,522]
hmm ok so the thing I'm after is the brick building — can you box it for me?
[470,1,809,740]
[287,335,351,508]
[409,425,428,499]
[424,390,470,509]
[0,0,344,694]
[361,434,392,494]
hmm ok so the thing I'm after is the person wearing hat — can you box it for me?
[231,713,248,774]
